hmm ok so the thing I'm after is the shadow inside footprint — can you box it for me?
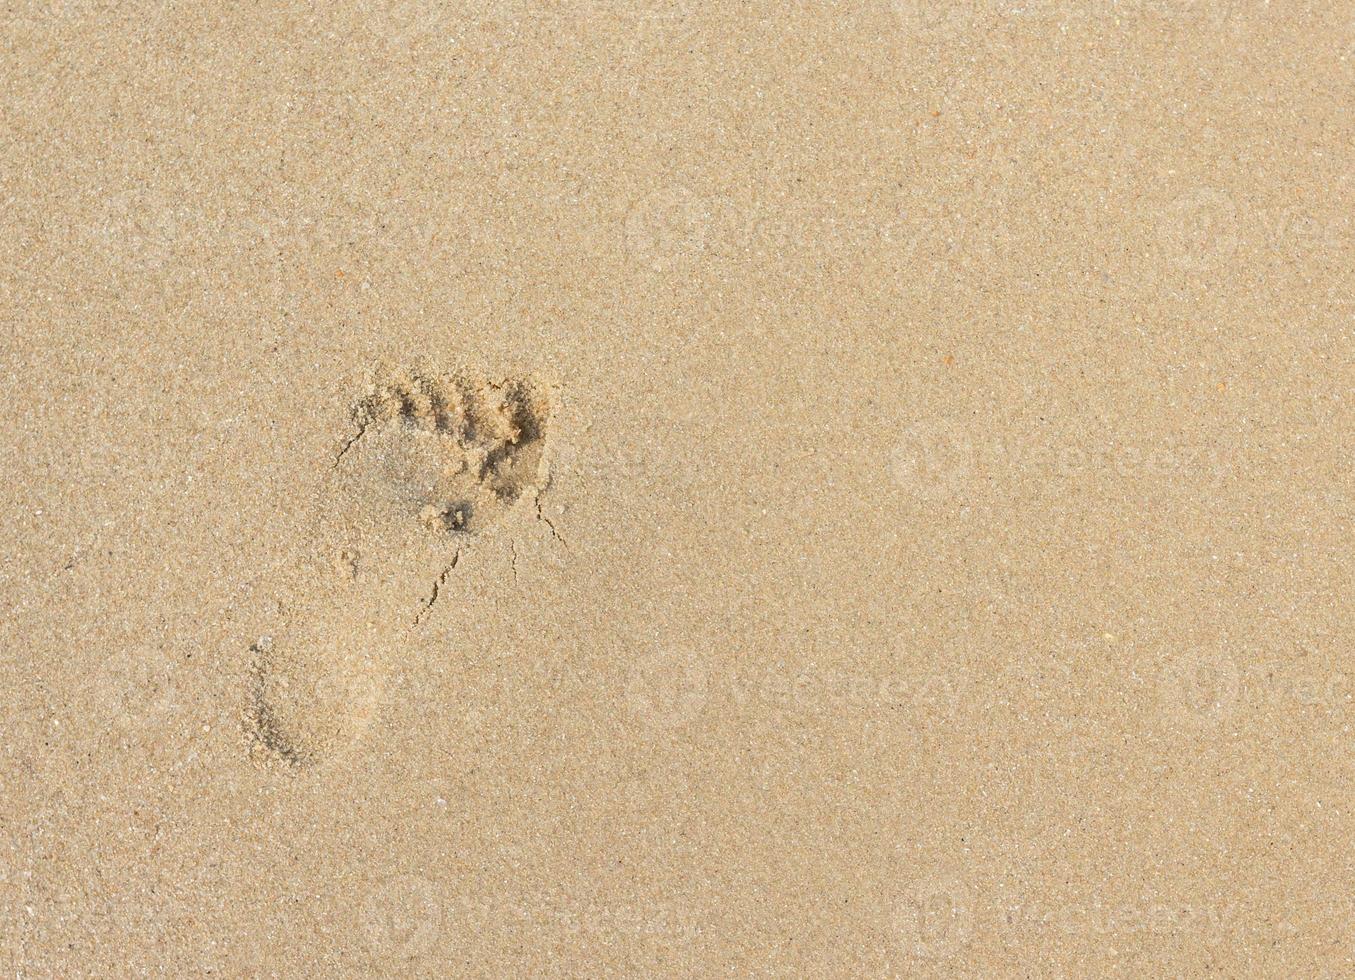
[341,370,552,536]
[242,369,554,770]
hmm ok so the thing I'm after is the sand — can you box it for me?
[3,1,1353,976]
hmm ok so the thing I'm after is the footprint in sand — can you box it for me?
[242,368,554,769]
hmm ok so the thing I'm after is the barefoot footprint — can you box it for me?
[242,368,553,769]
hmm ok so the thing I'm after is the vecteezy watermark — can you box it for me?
[1159,186,1348,272]
[89,648,180,736]
[1157,651,1242,728]
[360,0,516,46]
[547,436,669,488]
[570,0,695,22]
[994,897,1244,938]
[362,0,694,44]
[942,0,1258,40]
[622,185,919,273]
[625,647,711,731]
[623,186,715,273]
[81,196,450,275]
[308,661,387,762]
[458,653,577,731]
[888,0,1250,42]
[727,666,966,721]
[889,421,977,501]
[890,0,983,41]
[88,188,195,273]
[895,875,976,960]
[1326,279,1355,321]
[893,874,1249,962]
[362,875,443,961]
[889,422,1231,500]
[1157,651,1353,730]
[489,894,702,940]
[10,0,90,31]
[360,882,700,954]
[1160,187,1240,272]
[623,643,968,733]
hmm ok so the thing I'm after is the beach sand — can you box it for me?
[3,1,1353,975]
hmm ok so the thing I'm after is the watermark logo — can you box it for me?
[362,0,458,45]
[998,897,1244,937]
[624,186,714,272]
[625,647,710,731]
[547,436,665,487]
[91,649,178,734]
[1158,187,1346,272]
[363,0,695,43]
[889,420,976,500]
[1325,280,1355,320]
[578,0,695,21]
[362,875,442,961]
[729,665,967,723]
[89,189,187,273]
[309,661,387,761]
[1158,651,1241,728]
[890,0,979,41]
[896,875,975,960]
[11,0,89,30]
[889,422,1230,498]
[622,637,970,733]
[893,873,1253,960]
[622,188,918,274]
[460,891,703,940]
[1157,653,1351,730]
[890,0,1249,38]
[1160,187,1239,271]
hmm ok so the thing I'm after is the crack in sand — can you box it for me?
[413,552,460,627]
